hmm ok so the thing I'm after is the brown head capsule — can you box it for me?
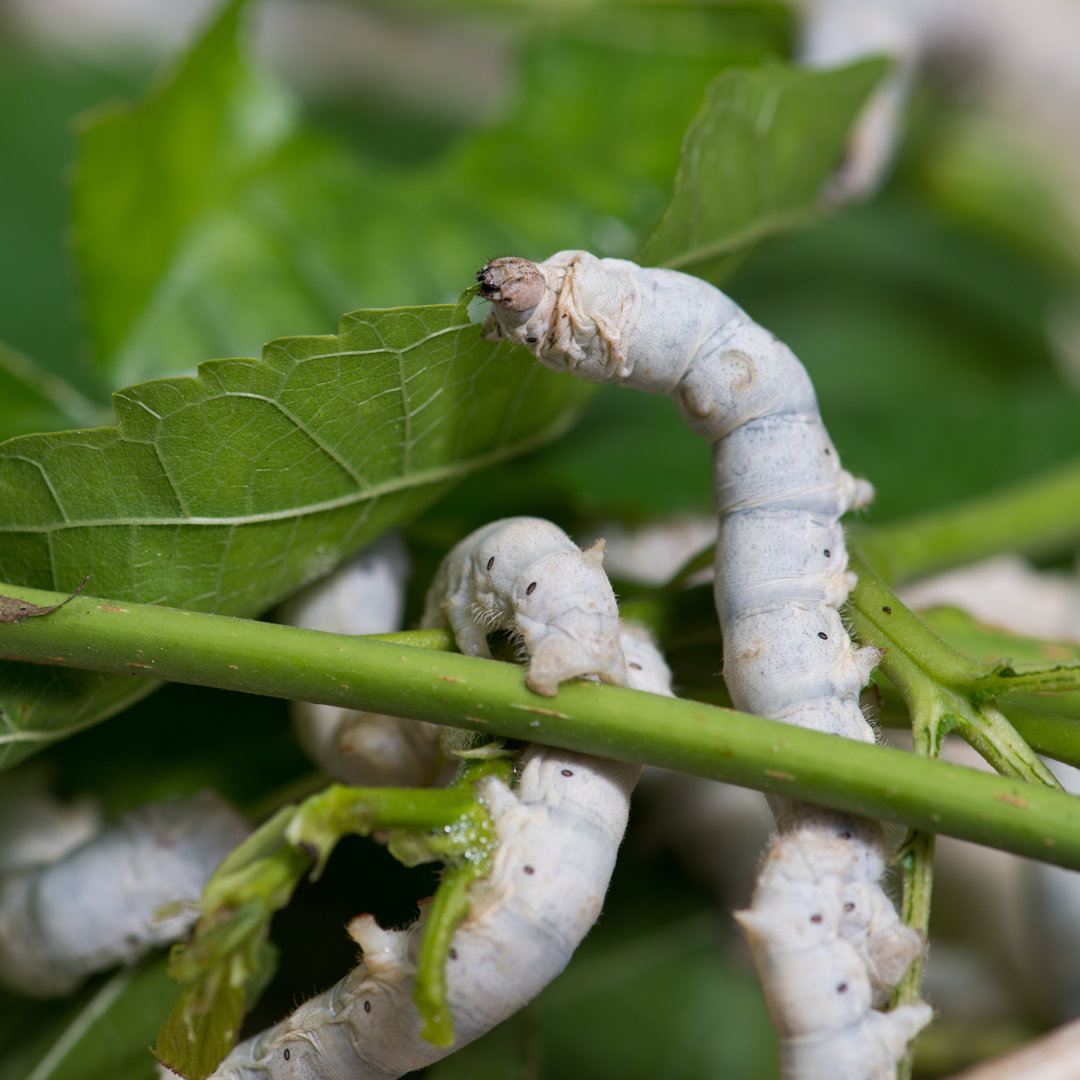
[477,257,546,312]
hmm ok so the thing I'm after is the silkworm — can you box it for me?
[421,515,627,696]
[281,533,446,786]
[0,790,249,997]
[478,250,931,1076]
[191,624,672,1079]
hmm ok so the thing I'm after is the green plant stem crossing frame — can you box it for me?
[2,580,1079,870]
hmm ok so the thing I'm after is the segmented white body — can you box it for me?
[201,625,672,1080]
[421,516,626,696]
[479,250,931,1077]
[0,790,248,997]
[282,533,445,787]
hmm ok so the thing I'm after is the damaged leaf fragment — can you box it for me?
[0,577,90,623]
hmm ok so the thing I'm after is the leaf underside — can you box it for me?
[0,302,585,768]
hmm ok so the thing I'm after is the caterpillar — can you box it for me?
[282,533,446,787]
[0,789,249,997]
[478,250,932,1077]
[188,623,672,1079]
[420,515,627,696]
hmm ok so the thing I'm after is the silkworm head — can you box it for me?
[510,549,625,695]
[477,258,546,312]
[525,630,626,696]
[478,256,558,346]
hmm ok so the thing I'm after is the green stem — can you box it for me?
[874,684,1080,771]
[413,861,480,1048]
[853,589,942,1061]
[856,457,1080,584]
[848,553,988,688]
[954,703,1062,789]
[3,582,1080,868]
[894,827,935,1080]
[971,660,1080,699]
[848,557,1062,788]
[285,783,480,877]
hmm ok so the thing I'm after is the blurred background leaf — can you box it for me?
[0,955,177,1080]
[3,0,1080,1076]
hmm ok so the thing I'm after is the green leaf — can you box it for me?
[159,763,508,1076]
[0,955,178,1080]
[0,299,584,769]
[730,195,1080,524]
[0,44,142,389]
[70,0,787,389]
[155,807,307,1079]
[639,58,892,281]
[72,0,297,385]
[0,344,105,442]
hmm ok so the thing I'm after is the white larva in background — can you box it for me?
[280,532,447,787]
[190,623,673,1080]
[0,789,249,997]
[421,515,627,696]
[478,250,931,1077]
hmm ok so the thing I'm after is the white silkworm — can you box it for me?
[0,790,249,997]
[281,533,446,787]
[421,515,627,696]
[195,623,673,1080]
[478,250,931,1077]
[0,771,101,874]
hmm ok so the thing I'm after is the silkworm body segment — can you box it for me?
[282,534,444,786]
[422,516,626,696]
[202,627,672,1079]
[0,791,249,997]
[480,251,929,1077]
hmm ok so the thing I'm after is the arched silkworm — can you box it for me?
[421,515,627,696]
[0,790,249,997]
[478,250,931,1077]
[191,624,673,1080]
[281,533,446,787]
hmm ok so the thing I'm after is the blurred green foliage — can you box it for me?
[2,0,1080,1077]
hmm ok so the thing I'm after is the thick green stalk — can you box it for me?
[4,582,1080,869]
[848,556,1065,789]
[856,457,1080,584]
[873,684,1080,769]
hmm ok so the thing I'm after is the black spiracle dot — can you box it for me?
[844,902,855,913]
[561,768,574,777]
[629,661,643,670]
[449,948,458,960]
[839,831,853,840]
[823,549,831,558]
[486,556,495,571]
[364,1000,372,1014]
[526,581,537,595]
[523,865,535,875]
[284,1049,290,1061]
[837,982,848,994]
[525,336,538,344]
[818,632,828,640]
[810,914,823,924]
